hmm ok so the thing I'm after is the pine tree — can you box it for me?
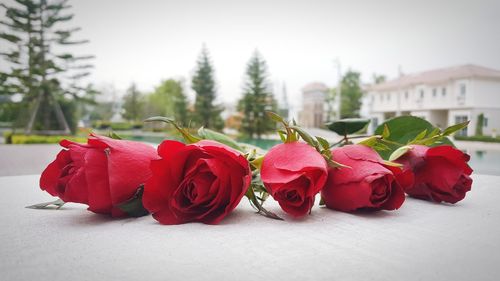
[122,83,143,122]
[0,0,95,133]
[191,46,223,130]
[238,51,277,138]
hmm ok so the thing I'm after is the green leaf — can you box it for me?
[388,145,412,161]
[382,160,403,168]
[443,120,470,136]
[116,185,149,217]
[108,131,122,140]
[359,136,390,151]
[198,127,243,152]
[411,129,427,143]
[144,116,201,144]
[327,158,351,169]
[245,185,283,220]
[250,156,264,170]
[375,116,437,159]
[265,111,284,123]
[375,116,434,144]
[278,130,287,142]
[382,124,390,139]
[289,125,319,149]
[428,128,441,138]
[316,136,330,151]
[26,198,65,209]
[326,118,370,136]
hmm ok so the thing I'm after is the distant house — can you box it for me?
[298,82,329,128]
[365,64,500,136]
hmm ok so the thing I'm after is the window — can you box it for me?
[442,87,446,96]
[432,88,437,97]
[405,91,409,99]
[455,115,468,136]
[419,90,424,99]
[484,117,488,127]
[460,83,466,96]
[387,93,391,101]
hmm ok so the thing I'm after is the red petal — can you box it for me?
[39,149,71,197]
[83,148,113,214]
[427,145,473,175]
[89,135,158,207]
[322,171,373,212]
[263,142,327,173]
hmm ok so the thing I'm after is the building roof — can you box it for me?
[302,82,329,93]
[369,64,500,91]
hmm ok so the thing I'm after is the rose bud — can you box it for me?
[143,140,251,225]
[322,145,406,212]
[260,142,328,217]
[395,145,473,204]
[39,134,158,217]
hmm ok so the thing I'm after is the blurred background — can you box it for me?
[1,0,500,176]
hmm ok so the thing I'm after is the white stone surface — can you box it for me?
[0,174,499,281]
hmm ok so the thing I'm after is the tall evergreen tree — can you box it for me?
[340,70,363,118]
[122,83,143,122]
[0,0,95,133]
[191,46,223,130]
[238,51,277,138]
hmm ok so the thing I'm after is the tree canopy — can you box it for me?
[191,46,223,130]
[0,0,95,133]
[238,51,277,138]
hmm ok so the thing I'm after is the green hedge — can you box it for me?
[92,121,143,130]
[455,135,500,143]
[6,134,86,144]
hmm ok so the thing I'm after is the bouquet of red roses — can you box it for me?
[31,113,473,224]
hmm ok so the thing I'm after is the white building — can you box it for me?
[366,64,500,136]
[298,82,329,128]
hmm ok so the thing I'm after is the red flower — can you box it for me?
[321,145,405,212]
[39,134,158,217]
[260,142,328,217]
[143,140,251,225]
[395,145,473,203]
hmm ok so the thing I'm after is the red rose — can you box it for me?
[321,145,405,212]
[395,145,473,203]
[143,140,251,225]
[260,142,328,217]
[39,134,158,217]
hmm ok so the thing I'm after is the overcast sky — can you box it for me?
[2,0,500,111]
